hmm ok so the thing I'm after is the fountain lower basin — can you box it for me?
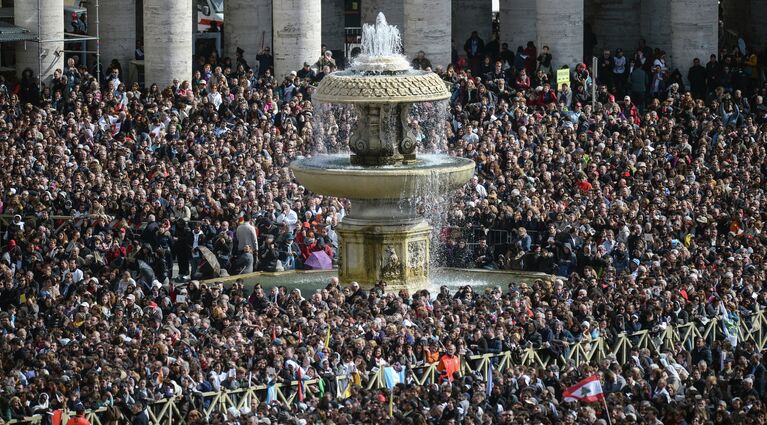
[205,268,555,296]
[290,154,475,200]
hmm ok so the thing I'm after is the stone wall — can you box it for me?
[587,0,641,55]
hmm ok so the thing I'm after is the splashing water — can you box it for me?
[311,102,357,154]
[352,12,411,73]
[361,13,403,57]
[408,100,450,154]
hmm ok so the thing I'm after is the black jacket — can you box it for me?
[132,411,149,425]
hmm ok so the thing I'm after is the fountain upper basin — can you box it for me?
[290,154,475,200]
[312,70,450,104]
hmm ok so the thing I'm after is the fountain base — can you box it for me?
[337,219,431,290]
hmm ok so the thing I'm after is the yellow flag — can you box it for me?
[324,326,331,348]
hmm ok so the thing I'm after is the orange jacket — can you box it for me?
[437,354,461,382]
[66,416,91,425]
[424,349,440,364]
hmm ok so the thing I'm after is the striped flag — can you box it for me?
[324,326,331,348]
[563,375,605,403]
[720,301,739,348]
[266,381,277,404]
[298,324,303,344]
[486,361,493,396]
[383,366,406,389]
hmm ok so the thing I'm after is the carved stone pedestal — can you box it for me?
[336,208,430,291]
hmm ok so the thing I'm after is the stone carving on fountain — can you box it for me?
[312,72,450,103]
[347,102,416,165]
[407,240,427,277]
[382,245,404,281]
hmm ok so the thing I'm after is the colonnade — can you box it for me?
[14,0,735,87]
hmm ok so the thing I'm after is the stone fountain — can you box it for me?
[290,13,474,290]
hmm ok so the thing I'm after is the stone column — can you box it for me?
[404,0,451,69]
[192,0,197,33]
[15,0,63,83]
[499,0,536,52]
[322,0,346,53]
[144,0,192,87]
[136,0,144,41]
[750,0,767,51]
[670,0,718,71]
[361,0,404,31]
[273,0,321,79]
[225,0,271,70]
[88,0,136,78]
[722,0,749,35]
[537,0,583,71]
[640,0,671,55]
[589,0,640,53]
[452,0,493,53]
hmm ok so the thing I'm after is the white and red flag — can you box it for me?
[563,375,605,403]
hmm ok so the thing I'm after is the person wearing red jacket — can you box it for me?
[105,243,127,264]
[515,69,531,91]
[533,82,558,107]
[299,231,319,261]
[65,403,91,425]
[524,41,538,76]
[576,179,593,192]
[623,95,641,125]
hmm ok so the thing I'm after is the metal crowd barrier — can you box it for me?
[441,225,546,247]
[8,306,766,425]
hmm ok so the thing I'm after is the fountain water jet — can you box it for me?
[357,14,404,66]
[290,13,474,290]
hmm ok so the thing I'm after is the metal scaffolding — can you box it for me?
[19,0,101,87]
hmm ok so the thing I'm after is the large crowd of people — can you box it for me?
[0,21,767,424]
